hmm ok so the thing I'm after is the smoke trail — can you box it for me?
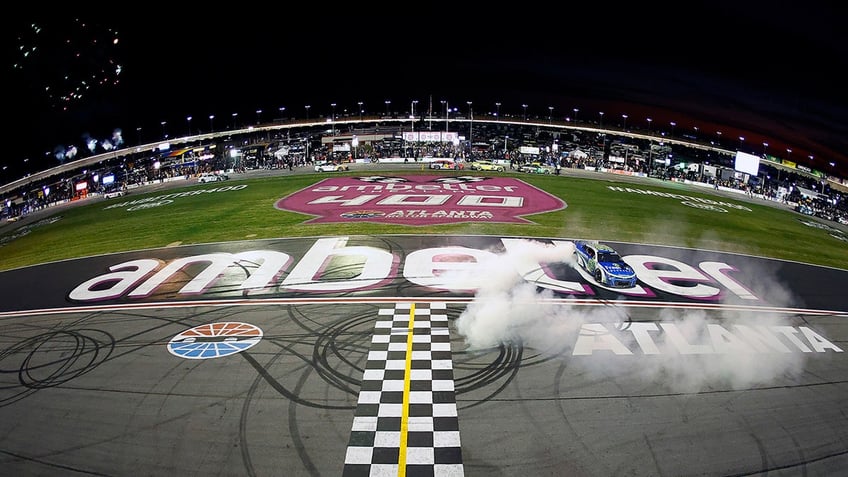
[454,239,818,392]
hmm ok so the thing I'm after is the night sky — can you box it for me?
[4,3,848,182]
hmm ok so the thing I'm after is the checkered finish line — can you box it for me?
[343,302,464,477]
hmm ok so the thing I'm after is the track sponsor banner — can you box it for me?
[274,175,566,225]
[1,235,846,314]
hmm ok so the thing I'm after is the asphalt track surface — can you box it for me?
[1,166,847,476]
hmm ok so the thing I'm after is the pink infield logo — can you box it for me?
[275,175,567,225]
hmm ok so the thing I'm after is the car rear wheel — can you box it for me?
[594,269,603,284]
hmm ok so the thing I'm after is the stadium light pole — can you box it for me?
[358,101,363,122]
[161,121,167,139]
[646,118,654,172]
[209,115,214,133]
[136,127,142,145]
[279,106,286,120]
[256,109,262,125]
[495,102,501,120]
[598,112,607,160]
[548,106,553,124]
[467,101,473,146]
[331,103,336,136]
[573,108,579,125]
[763,142,768,157]
[385,100,391,116]
[231,113,238,130]
[522,103,528,121]
[621,114,628,131]
[305,105,311,120]
[670,121,677,137]
[411,100,419,157]
[186,116,192,136]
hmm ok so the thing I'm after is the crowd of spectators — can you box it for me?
[2,120,846,227]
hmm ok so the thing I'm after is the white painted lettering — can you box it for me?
[129,253,237,297]
[708,324,755,353]
[68,259,161,301]
[404,247,498,291]
[377,195,451,206]
[308,195,380,206]
[799,327,844,352]
[699,262,758,300]
[660,323,714,354]
[573,324,633,355]
[281,237,395,291]
[625,255,720,299]
[456,195,524,207]
[232,251,292,295]
[772,326,813,352]
[732,325,792,353]
[621,322,661,354]
[125,251,291,298]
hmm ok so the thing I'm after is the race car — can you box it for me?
[314,161,350,172]
[573,240,638,288]
[518,162,554,174]
[197,172,229,183]
[468,160,505,172]
[428,159,463,170]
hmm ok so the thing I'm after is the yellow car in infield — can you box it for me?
[469,160,505,172]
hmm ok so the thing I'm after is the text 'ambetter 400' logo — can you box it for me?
[274,175,566,225]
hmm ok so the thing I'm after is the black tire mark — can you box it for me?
[0,448,111,476]
[0,329,115,393]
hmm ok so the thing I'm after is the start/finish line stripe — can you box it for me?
[343,302,464,476]
[398,303,417,473]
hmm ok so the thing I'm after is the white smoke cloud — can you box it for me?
[454,239,813,392]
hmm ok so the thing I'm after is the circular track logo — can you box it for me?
[168,322,263,359]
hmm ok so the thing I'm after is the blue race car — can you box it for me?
[573,240,638,288]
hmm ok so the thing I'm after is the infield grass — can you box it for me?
[1,170,845,272]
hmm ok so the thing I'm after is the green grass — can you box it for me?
[1,171,846,271]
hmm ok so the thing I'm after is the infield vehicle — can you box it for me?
[314,161,350,172]
[197,172,229,183]
[469,160,505,172]
[518,161,554,174]
[428,159,464,170]
[573,240,638,288]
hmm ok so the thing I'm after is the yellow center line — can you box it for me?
[398,302,416,476]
